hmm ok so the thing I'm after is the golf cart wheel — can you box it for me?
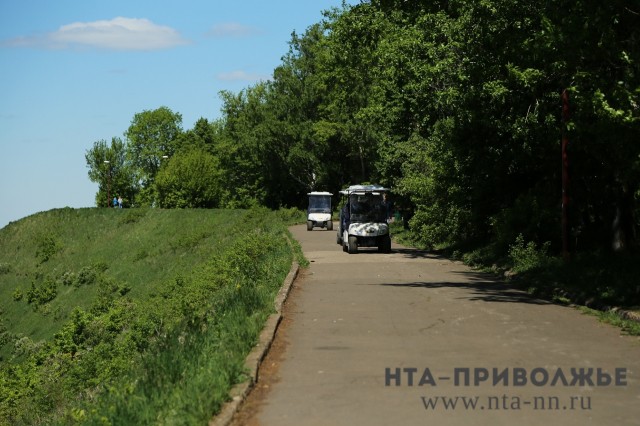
[307,221,313,231]
[379,235,392,253]
[347,236,358,254]
[327,221,333,231]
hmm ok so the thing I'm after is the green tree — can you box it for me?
[155,148,223,208]
[215,85,273,208]
[268,25,334,201]
[319,3,387,184]
[125,106,183,205]
[552,0,640,251]
[85,137,137,208]
[176,117,220,155]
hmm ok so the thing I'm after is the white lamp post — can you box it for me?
[103,160,111,208]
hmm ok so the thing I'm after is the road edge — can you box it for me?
[209,260,299,426]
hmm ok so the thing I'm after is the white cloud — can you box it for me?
[207,22,261,38]
[2,17,190,51]
[217,70,271,82]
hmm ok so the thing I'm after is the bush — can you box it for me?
[35,234,61,263]
[275,207,306,225]
[12,289,23,302]
[59,271,76,286]
[491,192,558,253]
[26,278,58,308]
[508,234,552,274]
[75,266,98,287]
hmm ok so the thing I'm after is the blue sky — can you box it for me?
[0,0,355,228]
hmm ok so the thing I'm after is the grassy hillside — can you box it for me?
[1,208,238,359]
[0,207,305,424]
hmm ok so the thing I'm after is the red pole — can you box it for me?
[561,89,570,261]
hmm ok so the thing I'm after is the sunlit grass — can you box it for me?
[0,207,303,424]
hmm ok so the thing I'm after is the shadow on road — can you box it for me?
[380,270,551,305]
[392,247,446,260]
[339,248,442,258]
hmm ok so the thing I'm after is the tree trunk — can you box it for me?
[612,184,637,252]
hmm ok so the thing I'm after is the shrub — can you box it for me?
[13,336,37,358]
[491,192,558,253]
[508,234,551,274]
[59,271,76,286]
[119,208,148,225]
[75,266,98,287]
[26,278,58,307]
[275,207,306,225]
[35,234,61,263]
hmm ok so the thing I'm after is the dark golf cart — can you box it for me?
[336,185,391,254]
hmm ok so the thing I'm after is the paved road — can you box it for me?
[234,224,640,425]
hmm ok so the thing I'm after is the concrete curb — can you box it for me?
[209,260,299,426]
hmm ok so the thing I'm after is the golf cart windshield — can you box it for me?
[349,193,387,223]
[308,195,332,214]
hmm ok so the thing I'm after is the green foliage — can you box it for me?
[35,233,61,263]
[275,207,307,225]
[9,4,640,423]
[0,207,299,425]
[155,148,223,208]
[508,234,552,274]
[578,307,640,336]
[85,137,138,208]
[125,106,183,192]
[491,192,558,253]
[75,265,99,287]
[118,207,148,224]
[0,313,9,349]
[12,289,23,302]
[83,1,639,257]
[26,278,58,308]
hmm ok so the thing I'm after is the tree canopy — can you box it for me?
[86,0,640,254]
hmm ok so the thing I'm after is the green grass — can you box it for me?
[577,306,640,336]
[0,206,304,425]
[0,207,243,361]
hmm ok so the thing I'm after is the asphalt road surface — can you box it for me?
[231,224,640,426]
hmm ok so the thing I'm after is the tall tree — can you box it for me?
[320,3,387,184]
[176,117,220,155]
[125,106,183,205]
[269,25,334,200]
[215,86,271,208]
[85,137,137,207]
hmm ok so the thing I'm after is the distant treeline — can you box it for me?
[87,0,640,254]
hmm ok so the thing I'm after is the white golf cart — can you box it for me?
[336,185,391,254]
[307,191,334,231]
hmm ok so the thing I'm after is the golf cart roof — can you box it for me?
[339,185,389,195]
[307,191,333,196]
